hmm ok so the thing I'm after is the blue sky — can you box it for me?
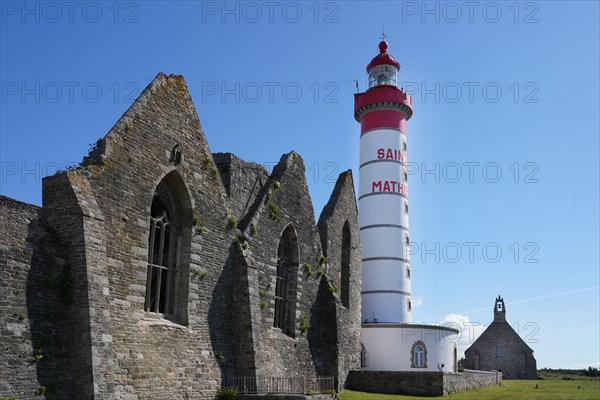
[1,1,598,369]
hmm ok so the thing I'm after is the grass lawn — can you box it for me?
[340,379,600,400]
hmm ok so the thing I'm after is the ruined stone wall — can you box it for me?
[57,73,238,399]
[235,152,327,380]
[213,152,269,222]
[0,196,74,399]
[42,171,115,399]
[316,171,362,391]
[1,72,363,399]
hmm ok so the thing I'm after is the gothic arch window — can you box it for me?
[340,221,351,309]
[274,224,299,336]
[145,197,173,314]
[411,341,427,368]
[144,171,192,324]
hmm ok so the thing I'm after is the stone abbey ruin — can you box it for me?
[1,73,361,399]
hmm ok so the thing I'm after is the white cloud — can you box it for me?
[413,295,423,307]
[438,314,486,358]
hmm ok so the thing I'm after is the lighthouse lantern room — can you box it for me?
[367,41,400,88]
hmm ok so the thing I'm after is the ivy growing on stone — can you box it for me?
[303,263,313,277]
[299,314,311,335]
[268,203,280,221]
[228,214,238,229]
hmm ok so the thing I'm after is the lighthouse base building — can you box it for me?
[361,323,458,371]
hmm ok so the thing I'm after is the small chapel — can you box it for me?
[463,296,537,379]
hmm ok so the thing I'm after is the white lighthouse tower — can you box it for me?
[356,40,459,372]
[356,39,413,325]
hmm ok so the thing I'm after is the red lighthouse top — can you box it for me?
[366,41,401,72]
[354,40,413,128]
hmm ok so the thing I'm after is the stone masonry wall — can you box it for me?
[53,73,237,399]
[213,152,269,222]
[0,196,75,399]
[347,370,500,397]
[443,370,501,395]
[316,171,362,392]
[42,171,115,399]
[1,72,363,399]
[235,152,327,380]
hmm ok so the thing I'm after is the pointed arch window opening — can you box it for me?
[274,241,289,330]
[273,225,299,337]
[144,197,181,316]
[341,221,351,309]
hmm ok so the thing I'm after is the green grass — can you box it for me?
[341,379,600,400]
[539,370,600,381]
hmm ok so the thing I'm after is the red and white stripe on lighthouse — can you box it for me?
[355,40,413,324]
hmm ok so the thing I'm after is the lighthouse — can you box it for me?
[356,40,459,372]
[356,40,413,324]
